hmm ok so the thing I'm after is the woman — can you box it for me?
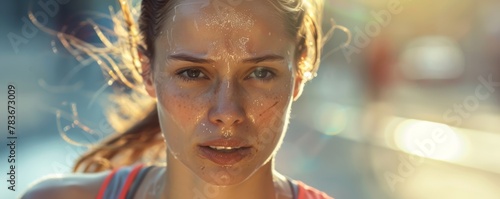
[22,0,333,198]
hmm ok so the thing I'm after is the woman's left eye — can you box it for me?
[247,67,276,80]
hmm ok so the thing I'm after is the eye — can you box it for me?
[176,68,208,81]
[248,67,275,80]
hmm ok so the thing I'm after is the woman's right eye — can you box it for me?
[176,68,208,81]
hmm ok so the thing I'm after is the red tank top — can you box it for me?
[97,164,333,199]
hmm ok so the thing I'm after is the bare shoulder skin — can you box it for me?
[20,171,110,199]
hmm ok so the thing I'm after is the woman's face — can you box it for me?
[144,0,304,185]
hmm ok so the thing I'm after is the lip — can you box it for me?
[198,138,252,148]
[197,138,253,165]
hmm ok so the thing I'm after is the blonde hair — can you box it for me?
[56,0,328,173]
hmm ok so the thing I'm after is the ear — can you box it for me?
[292,73,305,101]
[292,44,308,101]
[140,52,157,98]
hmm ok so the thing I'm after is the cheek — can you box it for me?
[249,75,294,123]
[154,77,207,138]
[247,82,294,151]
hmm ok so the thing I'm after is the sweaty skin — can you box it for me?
[141,0,304,198]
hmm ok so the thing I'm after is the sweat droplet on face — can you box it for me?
[203,6,254,32]
[239,37,249,45]
[238,37,250,52]
[219,173,230,184]
[201,123,214,134]
[172,152,180,160]
[253,99,264,107]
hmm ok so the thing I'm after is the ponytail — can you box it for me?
[73,106,165,172]
[71,0,167,173]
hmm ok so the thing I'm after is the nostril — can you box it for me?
[211,114,244,126]
[233,119,242,125]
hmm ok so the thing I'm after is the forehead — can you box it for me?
[155,0,294,59]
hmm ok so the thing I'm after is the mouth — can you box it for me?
[197,139,253,166]
[206,146,247,150]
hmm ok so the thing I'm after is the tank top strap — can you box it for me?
[287,178,299,199]
[125,165,153,199]
[96,164,153,199]
[287,178,334,199]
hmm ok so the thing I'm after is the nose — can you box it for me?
[208,80,245,127]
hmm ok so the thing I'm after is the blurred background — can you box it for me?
[1,0,500,198]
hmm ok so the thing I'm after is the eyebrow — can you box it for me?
[167,53,285,64]
[242,54,285,64]
[168,53,215,64]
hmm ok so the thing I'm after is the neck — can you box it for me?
[159,152,279,199]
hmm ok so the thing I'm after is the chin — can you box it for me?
[194,163,258,186]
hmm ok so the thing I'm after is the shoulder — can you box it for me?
[20,171,110,199]
[293,180,334,199]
